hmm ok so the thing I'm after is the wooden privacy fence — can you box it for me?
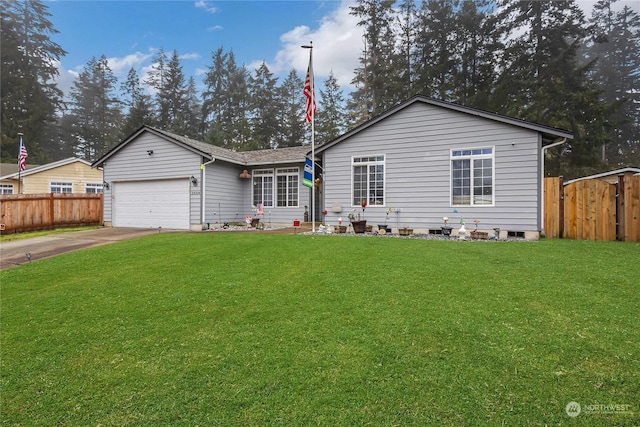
[0,193,103,233]
[544,175,640,241]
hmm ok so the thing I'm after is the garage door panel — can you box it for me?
[114,179,190,229]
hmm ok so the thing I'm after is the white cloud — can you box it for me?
[180,52,201,61]
[195,0,218,14]
[264,0,362,90]
[105,51,154,76]
[207,25,223,32]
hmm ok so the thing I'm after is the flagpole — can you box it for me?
[302,41,315,233]
[17,132,23,194]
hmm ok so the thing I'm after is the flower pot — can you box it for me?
[378,224,391,233]
[441,226,453,237]
[470,230,488,240]
[334,225,346,234]
[399,227,413,236]
[351,220,367,234]
[250,218,260,228]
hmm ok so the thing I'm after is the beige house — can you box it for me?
[0,157,103,194]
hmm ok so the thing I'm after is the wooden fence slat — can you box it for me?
[0,193,103,233]
[624,176,640,242]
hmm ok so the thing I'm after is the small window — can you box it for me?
[451,148,494,206]
[0,184,14,194]
[352,155,385,206]
[85,183,103,194]
[252,169,274,208]
[50,182,73,193]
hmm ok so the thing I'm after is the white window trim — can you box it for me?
[0,184,14,194]
[50,181,73,193]
[450,147,495,207]
[275,167,299,208]
[85,183,104,194]
[252,169,275,208]
[351,154,386,207]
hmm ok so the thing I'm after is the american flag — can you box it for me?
[18,136,28,172]
[303,55,316,123]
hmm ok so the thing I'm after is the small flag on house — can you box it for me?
[18,135,28,172]
[303,157,313,188]
[303,52,316,123]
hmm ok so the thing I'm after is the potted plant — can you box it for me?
[350,200,368,233]
[441,216,453,237]
[378,207,393,233]
[398,225,413,236]
[335,217,346,233]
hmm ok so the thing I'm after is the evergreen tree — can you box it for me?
[183,77,203,139]
[316,71,347,145]
[0,0,66,163]
[120,67,153,136]
[161,50,189,134]
[248,61,279,150]
[396,0,418,100]
[493,0,608,177]
[275,69,306,147]
[201,47,229,138]
[225,54,252,150]
[413,0,459,100]
[65,55,122,161]
[349,0,398,118]
[587,1,640,167]
[144,48,169,127]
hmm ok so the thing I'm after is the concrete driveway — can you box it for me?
[0,227,166,270]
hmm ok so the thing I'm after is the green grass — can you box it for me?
[0,226,102,242]
[1,234,638,426]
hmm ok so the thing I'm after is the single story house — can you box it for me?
[0,157,103,195]
[315,95,573,240]
[94,96,573,239]
[92,126,311,230]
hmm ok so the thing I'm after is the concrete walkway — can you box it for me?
[0,227,163,270]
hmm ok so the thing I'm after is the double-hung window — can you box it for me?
[353,155,385,206]
[253,169,274,208]
[50,182,73,193]
[451,147,494,206]
[0,184,14,194]
[276,168,299,207]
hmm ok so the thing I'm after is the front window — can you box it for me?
[85,183,103,194]
[50,182,73,193]
[253,169,274,208]
[352,155,385,206]
[276,168,299,207]
[0,184,14,194]
[451,148,493,206]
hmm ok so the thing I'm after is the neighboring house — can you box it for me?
[315,95,573,240]
[563,167,640,185]
[92,126,310,230]
[0,157,103,194]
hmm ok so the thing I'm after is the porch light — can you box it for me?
[239,169,251,179]
[191,176,198,186]
[103,181,110,190]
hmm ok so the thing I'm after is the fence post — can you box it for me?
[618,175,625,241]
[48,193,55,228]
[558,176,564,238]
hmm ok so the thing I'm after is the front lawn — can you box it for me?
[1,234,638,425]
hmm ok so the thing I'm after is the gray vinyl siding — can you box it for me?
[102,132,202,225]
[321,102,542,231]
[203,161,309,226]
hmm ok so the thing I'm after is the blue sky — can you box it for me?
[46,0,638,100]
[46,0,363,98]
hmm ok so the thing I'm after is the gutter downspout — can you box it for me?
[540,138,567,236]
[201,158,216,228]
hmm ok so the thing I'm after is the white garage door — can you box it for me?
[114,179,190,230]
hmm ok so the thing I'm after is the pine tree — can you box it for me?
[0,0,66,163]
[162,50,189,134]
[248,61,279,150]
[316,71,347,145]
[144,48,169,127]
[120,67,153,136]
[275,69,306,147]
[65,55,122,161]
[587,1,640,167]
